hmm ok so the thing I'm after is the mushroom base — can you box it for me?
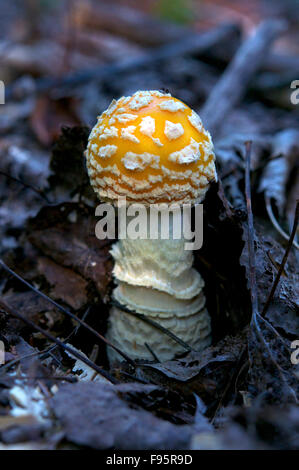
[107,209,211,363]
[107,304,211,363]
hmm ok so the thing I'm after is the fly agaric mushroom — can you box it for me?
[85,90,216,363]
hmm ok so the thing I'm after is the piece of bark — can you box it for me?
[200,20,287,135]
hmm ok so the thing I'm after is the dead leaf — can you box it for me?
[37,257,88,310]
[240,214,298,403]
[138,331,247,414]
[27,202,113,302]
[240,220,298,331]
[248,315,299,403]
[142,332,245,382]
[30,97,81,147]
[51,382,192,449]
[116,383,197,425]
[1,289,64,337]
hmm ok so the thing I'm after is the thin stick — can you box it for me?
[117,371,151,385]
[244,141,259,317]
[144,343,160,363]
[0,170,52,204]
[111,299,193,352]
[244,145,297,400]
[0,259,136,367]
[261,200,299,317]
[0,348,52,376]
[265,196,299,250]
[0,299,117,384]
[211,346,247,423]
[217,172,234,218]
[10,375,78,383]
[201,20,287,135]
[6,24,236,99]
[0,307,91,376]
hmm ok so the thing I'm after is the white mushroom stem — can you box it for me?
[107,209,211,363]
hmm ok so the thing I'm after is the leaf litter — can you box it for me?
[0,0,299,450]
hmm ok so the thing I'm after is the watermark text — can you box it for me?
[0,341,4,365]
[95,197,204,250]
[0,81,5,104]
[290,80,299,105]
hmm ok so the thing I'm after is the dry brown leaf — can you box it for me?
[51,382,192,450]
[27,202,113,302]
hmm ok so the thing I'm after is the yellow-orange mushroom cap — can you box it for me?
[85,90,216,205]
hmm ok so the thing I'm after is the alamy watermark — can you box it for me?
[0,341,4,365]
[290,80,299,105]
[290,340,299,365]
[94,197,203,250]
[0,80,5,104]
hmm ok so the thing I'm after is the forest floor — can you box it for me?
[0,0,298,450]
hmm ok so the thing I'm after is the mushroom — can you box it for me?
[85,90,217,363]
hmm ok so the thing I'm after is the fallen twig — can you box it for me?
[0,170,52,204]
[0,299,117,384]
[111,299,194,353]
[217,173,234,218]
[244,143,297,401]
[211,346,247,423]
[0,259,136,367]
[9,375,78,383]
[0,307,91,376]
[261,200,299,317]
[244,141,259,317]
[265,196,299,250]
[6,24,237,99]
[144,343,160,363]
[201,20,287,135]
